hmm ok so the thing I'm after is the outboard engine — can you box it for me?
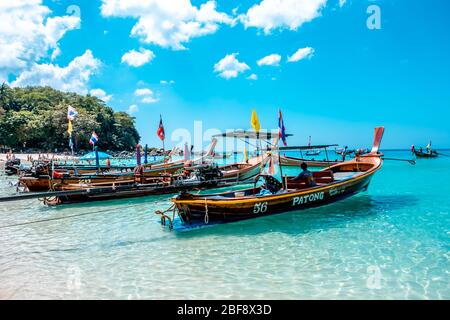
[194,164,223,182]
[5,159,21,176]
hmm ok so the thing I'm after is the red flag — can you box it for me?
[157,115,165,141]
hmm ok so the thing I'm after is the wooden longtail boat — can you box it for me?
[305,150,320,156]
[414,151,438,158]
[0,173,253,206]
[18,141,266,192]
[42,173,247,206]
[18,140,219,192]
[161,127,385,229]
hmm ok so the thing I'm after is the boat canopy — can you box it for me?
[213,130,293,140]
[79,151,112,161]
[279,144,338,151]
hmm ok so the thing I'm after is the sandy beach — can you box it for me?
[0,153,77,163]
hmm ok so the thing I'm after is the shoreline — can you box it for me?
[0,153,77,163]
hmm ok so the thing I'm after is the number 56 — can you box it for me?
[254,202,268,214]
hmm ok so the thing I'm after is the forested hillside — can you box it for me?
[0,84,140,152]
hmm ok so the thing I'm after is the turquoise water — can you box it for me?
[0,151,448,299]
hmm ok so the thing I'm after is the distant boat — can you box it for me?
[413,141,438,158]
[305,136,321,156]
[414,150,438,158]
[305,150,321,156]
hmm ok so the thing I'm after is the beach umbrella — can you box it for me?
[79,151,112,161]
[136,144,141,166]
[144,144,148,164]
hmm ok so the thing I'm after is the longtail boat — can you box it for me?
[414,150,438,158]
[39,168,249,205]
[18,140,219,192]
[0,165,253,206]
[158,127,385,230]
[17,139,267,192]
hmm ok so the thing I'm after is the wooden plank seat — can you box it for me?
[286,170,334,189]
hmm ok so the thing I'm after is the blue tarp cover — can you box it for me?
[79,151,112,161]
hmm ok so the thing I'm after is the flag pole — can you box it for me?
[277,142,285,190]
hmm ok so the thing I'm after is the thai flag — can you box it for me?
[67,105,78,121]
[157,115,165,141]
[278,109,287,146]
[89,132,98,145]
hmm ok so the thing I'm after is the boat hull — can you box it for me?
[414,151,438,158]
[47,180,226,205]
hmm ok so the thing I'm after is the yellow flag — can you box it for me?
[67,120,73,135]
[251,110,261,133]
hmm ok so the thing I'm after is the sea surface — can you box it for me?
[0,151,449,299]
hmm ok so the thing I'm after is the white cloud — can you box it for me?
[0,0,80,75]
[257,54,281,66]
[135,88,153,96]
[121,48,155,67]
[141,96,159,104]
[135,87,158,103]
[160,80,175,85]
[101,0,235,50]
[339,0,347,8]
[127,104,139,114]
[241,0,327,34]
[11,50,101,94]
[213,53,250,79]
[247,73,258,80]
[90,88,112,103]
[287,47,315,62]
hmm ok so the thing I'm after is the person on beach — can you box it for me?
[106,158,111,168]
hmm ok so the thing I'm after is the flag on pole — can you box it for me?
[278,109,287,146]
[89,131,98,145]
[251,110,261,133]
[67,105,78,121]
[157,115,165,141]
[67,120,73,135]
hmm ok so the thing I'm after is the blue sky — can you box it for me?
[1,0,449,150]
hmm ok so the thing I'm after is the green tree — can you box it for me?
[0,85,140,152]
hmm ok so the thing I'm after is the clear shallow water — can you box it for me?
[0,151,448,299]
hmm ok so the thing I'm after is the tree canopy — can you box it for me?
[0,84,140,152]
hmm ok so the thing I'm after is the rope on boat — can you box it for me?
[155,204,176,230]
[204,198,209,225]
